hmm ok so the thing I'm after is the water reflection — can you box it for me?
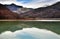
[0,28,60,39]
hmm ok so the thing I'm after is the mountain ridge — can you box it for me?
[0,2,60,20]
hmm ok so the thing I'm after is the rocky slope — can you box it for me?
[0,3,33,19]
[34,2,60,18]
[0,2,60,20]
[0,4,20,19]
[6,3,23,12]
[20,2,60,19]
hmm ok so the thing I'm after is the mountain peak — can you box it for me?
[9,3,23,8]
[0,3,4,6]
[11,3,16,5]
[51,2,60,6]
[54,2,60,5]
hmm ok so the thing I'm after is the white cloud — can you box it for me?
[0,0,15,4]
[0,28,60,39]
[22,0,60,8]
[0,0,60,8]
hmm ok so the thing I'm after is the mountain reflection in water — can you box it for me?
[0,21,60,34]
[0,28,60,39]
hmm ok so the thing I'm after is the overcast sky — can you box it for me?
[0,0,60,8]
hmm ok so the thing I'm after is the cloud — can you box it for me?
[0,0,60,8]
[0,28,60,39]
[0,0,15,4]
[21,0,60,8]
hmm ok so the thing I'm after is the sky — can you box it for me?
[0,28,60,39]
[0,0,60,8]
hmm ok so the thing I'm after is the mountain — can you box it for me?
[34,2,60,18]
[0,3,32,19]
[0,4,20,19]
[19,2,60,19]
[0,2,60,20]
[6,3,23,12]
[6,3,32,14]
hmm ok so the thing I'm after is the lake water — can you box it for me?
[0,21,60,39]
[0,28,60,39]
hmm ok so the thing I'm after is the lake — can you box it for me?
[0,21,60,39]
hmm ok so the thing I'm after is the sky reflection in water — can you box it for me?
[0,28,60,39]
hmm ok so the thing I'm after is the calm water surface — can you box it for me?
[0,28,60,39]
[0,21,60,39]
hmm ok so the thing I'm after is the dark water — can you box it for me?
[0,21,60,39]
